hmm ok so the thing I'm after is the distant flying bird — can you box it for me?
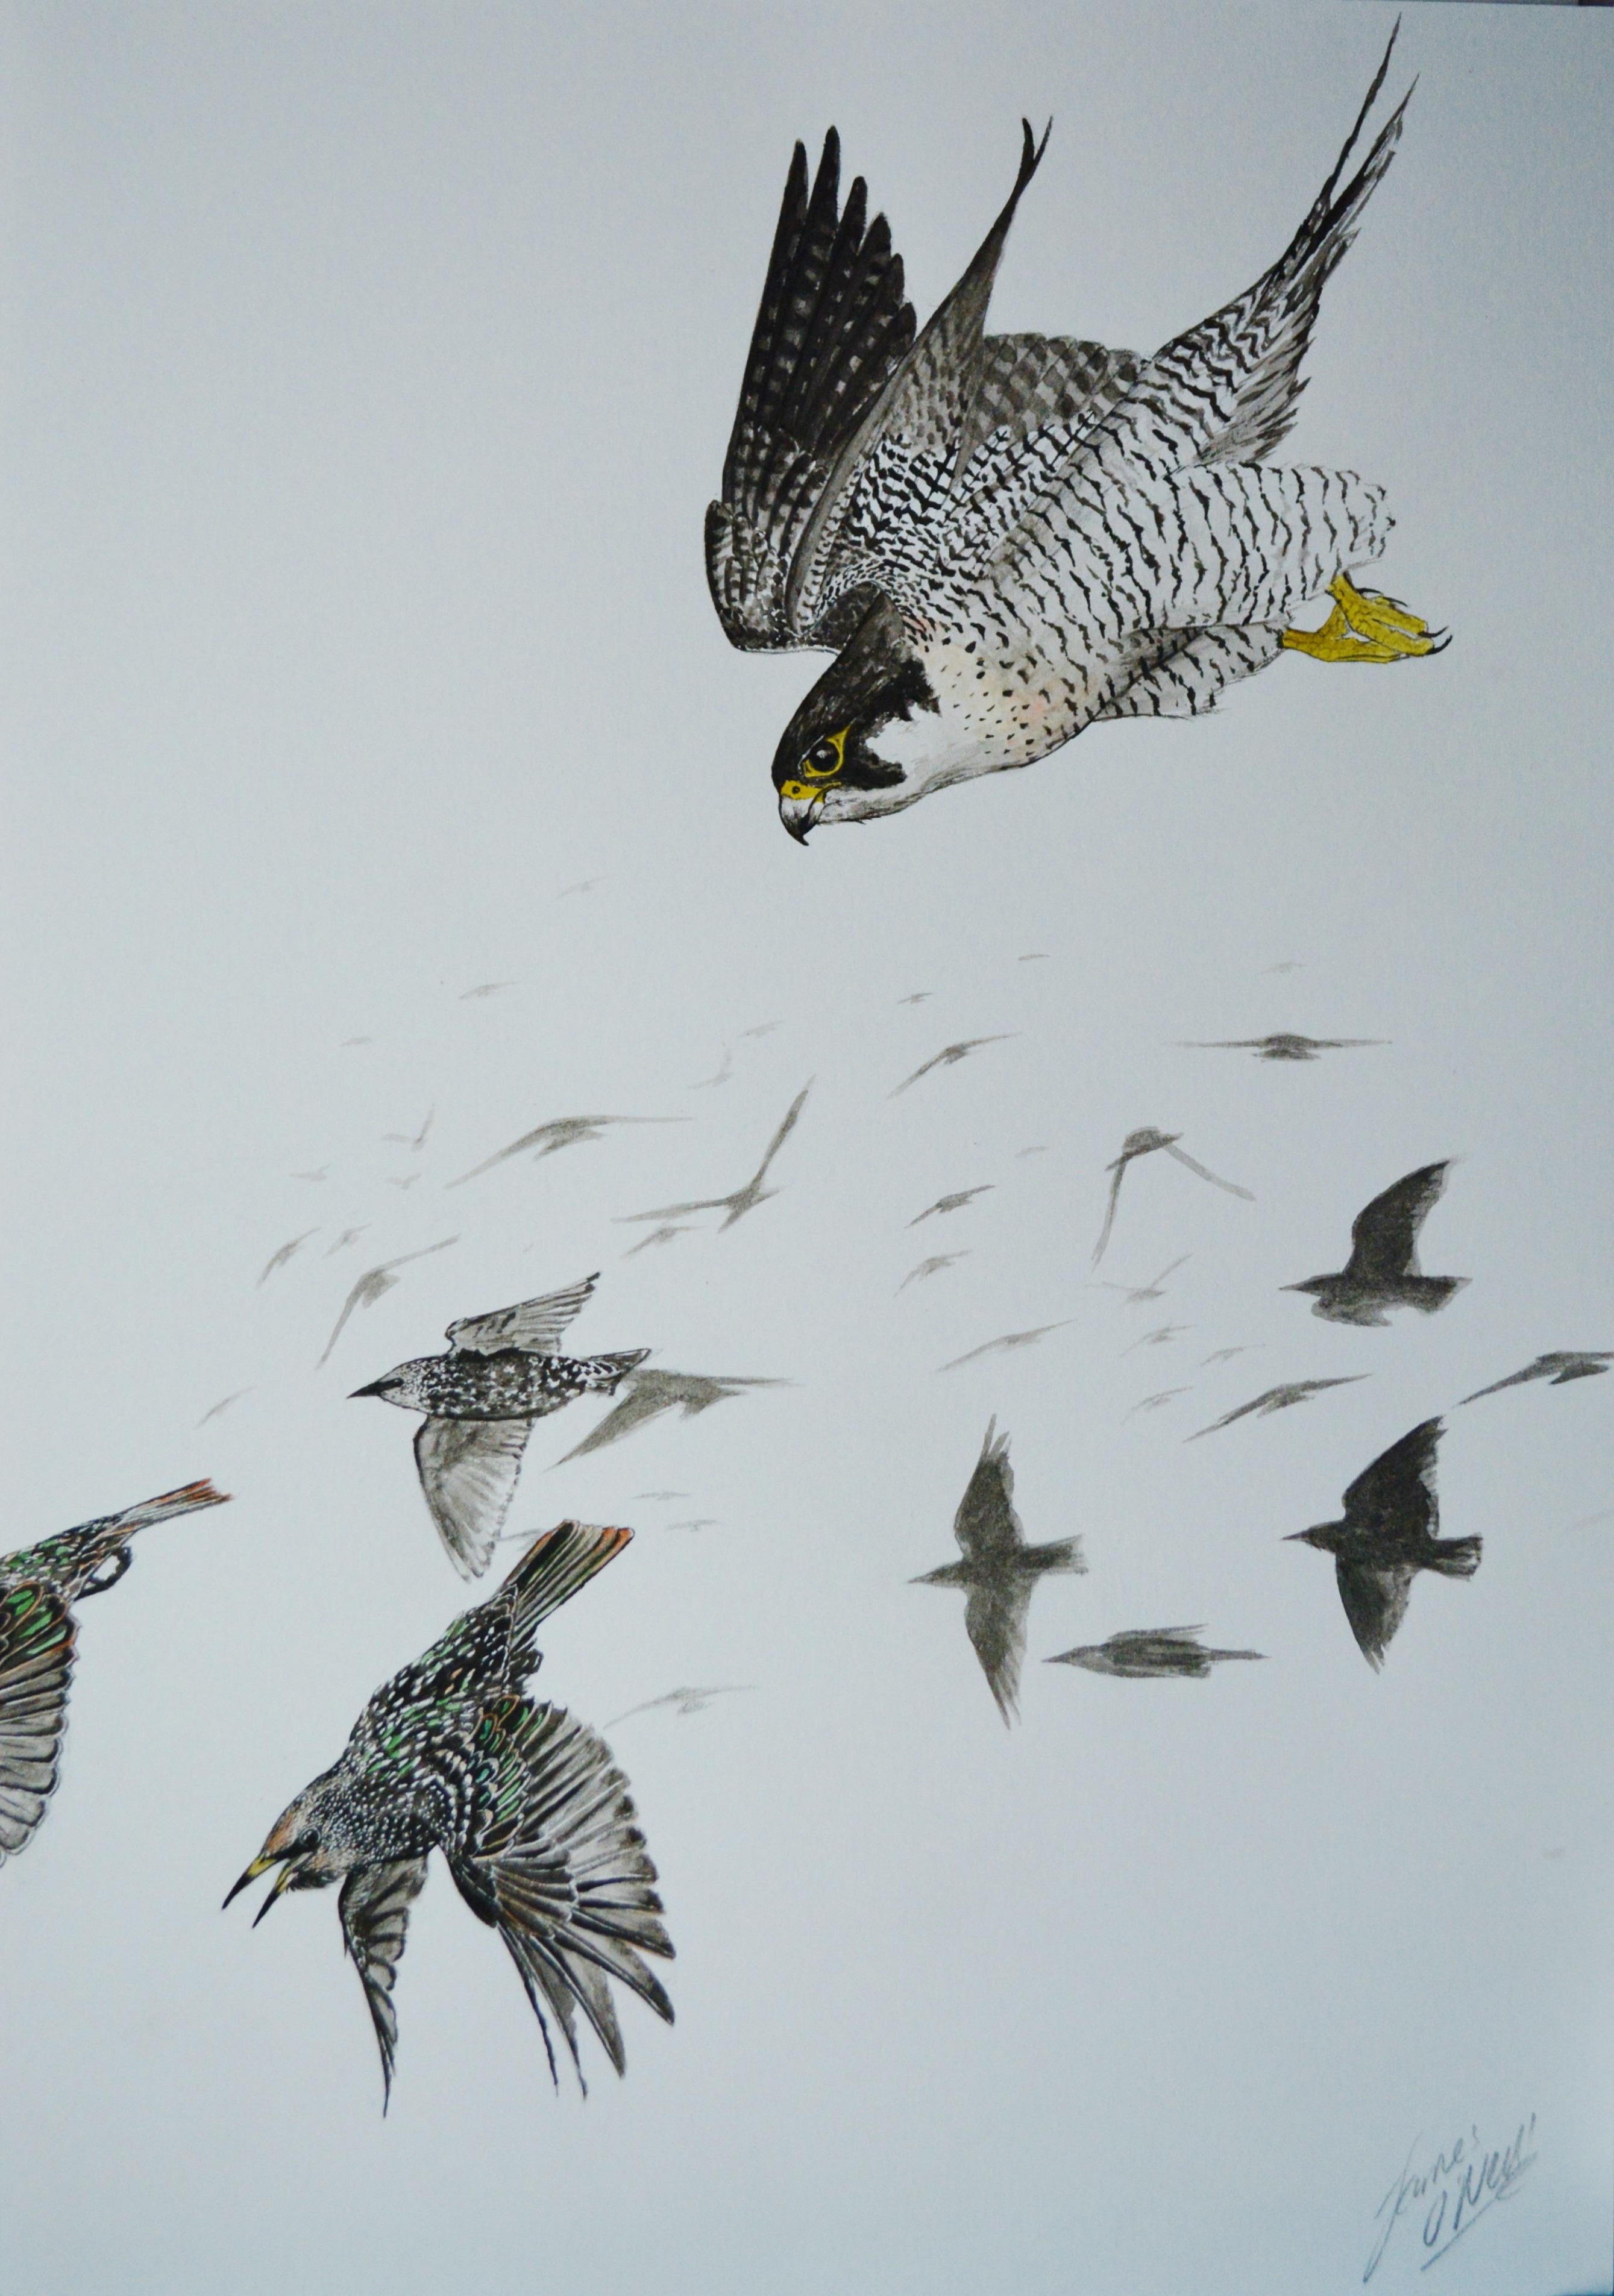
[1122,1323,1192,1354]
[351,1275,648,1578]
[898,1252,970,1293]
[225,1522,671,2110]
[618,1084,811,1232]
[386,1175,421,1191]
[899,991,934,1005]
[1017,1145,1049,1158]
[341,1036,373,1047]
[606,1686,750,1727]
[742,1020,782,1038]
[459,980,515,998]
[553,1369,790,1465]
[632,1491,689,1502]
[1287,1419,1478,1669]
[196,1389,253,1428]
[292,1167,330,1182]
[1460,1352,1612,1405]
[258,1229,318,1287]
[691,1049,735,1090]
[1284,1160,1467,1326]
[1187,1375,1366,1441]
[326,1226,369,1255]
[706,34,1441,845]
[2,1482,228,1868]
[384,1110,435,1151]
[668,1520,718,1534]
[1199,1345,1254,1367]
[450,1114,684,1189]
[1047,1626,1263,1680]
[890,1037,1016,1097]
[939,1322,1070,1372]
[623,1225,696,1256]
[1019,953,1049,962]
[1179,1033,1386,1062]
[909,1185,993,1226]
[1093,1128,1254,1265]
[1125,1388,1189,1420]
[557,878,603,898]
[316,1237,460,1369]
[1093,1254,1190,1306]
[912,1422,1085,1723]
[1264,961,1303,975]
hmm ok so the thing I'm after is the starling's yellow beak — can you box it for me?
[222,1848,284,1912]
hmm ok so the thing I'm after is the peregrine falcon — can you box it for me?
[706,30,1443,842]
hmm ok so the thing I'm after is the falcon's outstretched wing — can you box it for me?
[0,1584,75,1865]
[340,1857,429,2111]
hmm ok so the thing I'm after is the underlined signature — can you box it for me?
[1363,2113,1537,2279]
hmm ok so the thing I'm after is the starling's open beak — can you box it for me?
[222,1849,282,1912]
[778,791,821,844]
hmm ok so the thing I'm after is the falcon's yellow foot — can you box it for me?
[1282,573,1451,663]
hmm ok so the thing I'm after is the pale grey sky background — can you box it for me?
[1,4,1612,2291]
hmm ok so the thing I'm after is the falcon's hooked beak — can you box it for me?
[777,789,822,844]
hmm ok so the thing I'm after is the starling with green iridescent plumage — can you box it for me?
[225,1520,673,2110]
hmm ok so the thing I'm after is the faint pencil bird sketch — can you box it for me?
[1459,1352,1612,1407]
[691,1049,735,1090]
[1199,1345,1254,1367]
[292,1167,330,1182]
[387,1175,421,1191]
[623,1225,696,1257]
[707,33,1442,845]
[259,1229,319,1287]
[1019,953,1049,962]
[1264,961,1303,975]
[317,1238,460,1370]
[557,878,603,898]
[940,1322,1070,1373]
[633,1491,689,1502]
[1122,1323,1192,1354]
[911,1422,1085,1724]
[351,1275,648,1578]
[742,1020,782,1038]
[1179,1033,1386,1062]
[1017,1145,1049,1158]
[909,1185,993,1226]
[553,1370,790,1466]
[1046,1626,1263,1680]
[1125,1388,1189,1420]
[1287,1419,1477,1670]
[225,1522,672,2110]
[459,980,515,999]
[607,1686,751,1727]
[891,1036,1016,1097]
[385,1110,435,1151]
[618,1084,811,1232]
[1187,1376,1366,1441]
[1571,1508,1614,1533]
[327,1226,369,1255]
[2,1482,228,1868]
[341,1037,373,1047]
[668,1520,718,1535]
[898,1252,970,1293]
[196,1389,253,1428]
[450,1114,686,1189]
[1093,1129,1254,1266]
[899,991,934,1005]
[1283,1160,1466,1326]
[1093,1255,1190,1306]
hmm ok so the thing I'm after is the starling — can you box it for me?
[318,1236,460,1368]
[937,1322,1070,1372]
[1091,1254,1190,1305]
[225,1521,672,2109]
[618,1084,811,1232]
[1186,1375,1366,1441]
[909,1186,993,1226]
[352,1275,650,1577]
[1287,1418,1478,1669]
[897,1252,970,1293]
[1178,1034,1386,1062]
[1284,1160,1468,1326]
[1093,1129,1254,1266]
[551,1367,790,1465]
[890,1037,1016,1097]
[1459,1351,1612,1406]
[449,1114,686,1190]
[706,32,1443,844]
[1047,1627,1264,1680]
[1,1481,228,1867]
[911,1422,1084,1723]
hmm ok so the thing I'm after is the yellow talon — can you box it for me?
[1283,573,1449,663]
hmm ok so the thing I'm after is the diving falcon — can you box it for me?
[706,30,1445,842]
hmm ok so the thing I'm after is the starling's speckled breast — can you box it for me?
[414,1350,613,1421]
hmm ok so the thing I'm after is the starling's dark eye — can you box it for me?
[798,727,849,781]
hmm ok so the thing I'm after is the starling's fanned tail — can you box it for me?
[0,1586,75,1864]
[101,1479,231,1534]
[580,1348,652,1393]
[501,1521,635,1642]
[1427,1535,1481,1581]
[451,1698,673,2089]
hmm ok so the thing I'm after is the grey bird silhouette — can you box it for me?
[742,1021,782,1038]
[1179,1034,1386,1062]
[554,1369,791,1464]
[459,980,515,998]
[1019,952,1049,962]
[898,1252,970,1293]
[691,1049,735,1090]
[1199,1346,1254,1368]
[1265,961,1304,975]
[385,1110,434,1150]
[1126,1388,1189,1420]
[632,1491,689,1502]
[606,1685,752,1727]
[1284,1160,1466,1326]
[316,1237,460,1369]
[1093,1129,1254,1266]
[939,1322,1070,1373]
[557,878,603,898]
[1122,1323,1192,1355]
[1047,1626,1264,1680]
[623,1225,696,1256]
[891,1035,1016,1097]
[899,991,934,1005]
[668,1519,719,1534]
[450,1114,686,1188]
[327,1227,370,1255]
[292,1167,330,1182]
[1017,1145,1049,1158]
[387,1176,421,1191]
[1187,1376,1366,1441]
[1461,1351,1612,1405]
[1287,1418,1477,1669]
[259,1230,319,1287]
[912,1421,1085,1724]
[909,1186,993,1227]
[1092,1254,1190,1305]
[618,1084,811,1231]
[196,1388,253,1428]
[341,1036,373,1047]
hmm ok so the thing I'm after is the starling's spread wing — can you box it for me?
[447,1275,598,1357]
[952,1421,1022,1563]
[0,1584,76,1865]
[449,1698,673,2091]
[339,1857,429,2110]
[1334,1560,1414,1670]
[415,1417,533,1579]
[1343,1162,1449,1286]
[1342,1418,1442,1540]
[707,130,917,650]
[963,1579,1031,1722]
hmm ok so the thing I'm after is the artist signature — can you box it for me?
[1363,2115,1537,2279]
